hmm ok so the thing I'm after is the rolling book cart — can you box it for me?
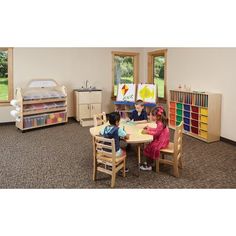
[15,79,68,131]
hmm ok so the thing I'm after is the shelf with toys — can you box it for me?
[168,89,222,142]
[10,79,68,131]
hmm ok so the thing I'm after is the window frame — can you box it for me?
[147,49,167,102]
[0,47,13,105]
[111,51,139,100]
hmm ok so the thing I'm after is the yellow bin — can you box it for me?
[200,130,208,139]
[200,108,208,116]
[200,116,208,123]
[200,123,208,131]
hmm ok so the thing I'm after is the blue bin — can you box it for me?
[184,117,190,125]
[184,111,190,118]
[184,104,190,111]
[184,124,190,131]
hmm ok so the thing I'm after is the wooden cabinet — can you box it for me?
[14,79,67,131]
[74,90,102,123]
[168,90,222,143]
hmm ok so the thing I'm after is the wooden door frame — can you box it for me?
[147,49,167,102]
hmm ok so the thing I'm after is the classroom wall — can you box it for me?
[0,47,143,122]
[143,48,236,141]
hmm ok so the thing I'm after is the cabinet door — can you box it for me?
[90,103,101,117]
[79,104,91,119]
[77,92,90,104]
[90,91,102,104]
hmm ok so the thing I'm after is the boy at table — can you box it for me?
[129,100,148,123]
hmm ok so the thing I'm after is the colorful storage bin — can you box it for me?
[170,119,176,126]
[170,102,176,108]
[184,104,190,111]
[184,111,190,118]
[191,119,199,128]
[184,117,190,125]
[191,113,199,120]
[170,108,176,114]
[200,130,208,139]
[177,109,182,116]
[200,123,208,131]
[176,120,181,126]
[200,108,208,116]
[184,124,190,132]
[191,126,198,135]
[176,103,183,110]
[200,115,208,123]
[170,113,175,120]
[191,106,199,113]
[176,115,182,122]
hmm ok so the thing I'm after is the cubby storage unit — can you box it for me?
[15,79,67,131]
[169,90,222,142]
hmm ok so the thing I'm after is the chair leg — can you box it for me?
[111,168,116,188]
[93,162,97,181]
[179,155,183,169]
[155,159,160,173]
[123,160,126,178]
[173,160,179,177]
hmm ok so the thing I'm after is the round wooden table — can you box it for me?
[89,120,156,167]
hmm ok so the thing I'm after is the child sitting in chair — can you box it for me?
[100,112,130,172]
[129,99,148,123]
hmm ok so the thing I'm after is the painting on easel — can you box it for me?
[116,84,136,102]
[137,84,156,103]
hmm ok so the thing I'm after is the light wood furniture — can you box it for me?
[15,79,67,131]
[90,120,155,168]
[74,90,102,126]
[156,121,183,177]
[168,90,222,142]
[93,136,126,188]
[93,112,107,127]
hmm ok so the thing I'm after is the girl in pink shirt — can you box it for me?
[140,106,170,171]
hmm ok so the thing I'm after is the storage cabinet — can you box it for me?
[169,90,222,143]
[14,79,67,131]
[74,90,102,125]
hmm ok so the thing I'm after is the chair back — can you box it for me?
[94,135,116,165]
[93,112,107,127]
[173,121,183,159]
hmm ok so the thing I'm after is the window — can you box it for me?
[148,49,167,101]
[112,51,139,97]
[0,48,13,104]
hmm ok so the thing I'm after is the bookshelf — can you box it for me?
[168,90,222,143]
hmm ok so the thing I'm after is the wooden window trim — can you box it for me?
[147,49,167,102]
[111,51,139,100]
[0,48,13,105]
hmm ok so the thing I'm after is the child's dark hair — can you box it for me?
[135,99,144,106]
[108,112,121,125]
[151,106,168,128]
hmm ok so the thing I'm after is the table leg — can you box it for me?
[137,144,141,171]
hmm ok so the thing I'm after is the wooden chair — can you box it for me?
[93,136,126,188]
[93,112,107,127]
[155,121,183,177]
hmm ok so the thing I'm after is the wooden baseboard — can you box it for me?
[220,137,236,146]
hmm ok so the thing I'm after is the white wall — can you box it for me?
[1,47,236,141]
[0,47,142,122]
[167,48,236,141]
